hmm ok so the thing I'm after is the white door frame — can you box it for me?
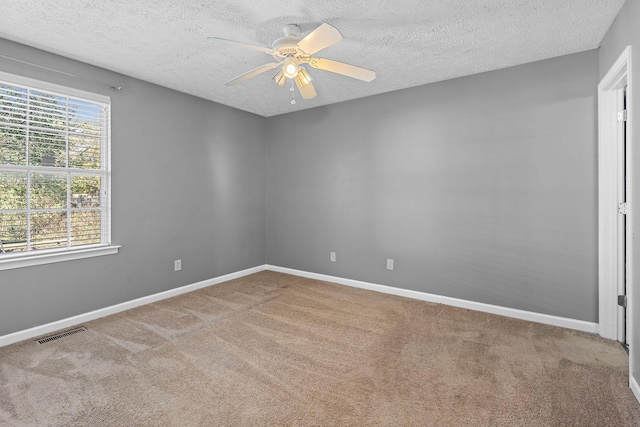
[598,45,635,396]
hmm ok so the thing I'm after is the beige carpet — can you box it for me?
[0,271,638,426]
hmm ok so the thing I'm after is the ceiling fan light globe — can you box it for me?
[295,68,313,87]
[273,70,286,87]
[283,62,299,78]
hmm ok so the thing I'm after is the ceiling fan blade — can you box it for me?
[208,37,273,54]
[295,78,317,100]
[296,23,343,55]
[309,58,376,82]
[225,62,280,86]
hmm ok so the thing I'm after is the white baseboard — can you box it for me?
[265,265,599,334]
[632,375,640,405]
[0,265,266,348]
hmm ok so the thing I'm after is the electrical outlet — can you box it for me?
[330,252,336,262]
[174,259,182,271]
[386,259,394,270]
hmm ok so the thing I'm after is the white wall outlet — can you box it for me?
[174,259,182,271]
[386,259,394,270]
[330,252,336,262]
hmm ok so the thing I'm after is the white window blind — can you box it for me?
[0,73,111,258]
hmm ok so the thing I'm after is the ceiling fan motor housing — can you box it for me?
[271,24,307,60]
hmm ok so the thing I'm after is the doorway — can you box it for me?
[598,45,634,396]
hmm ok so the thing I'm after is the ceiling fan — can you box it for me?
[208,23,376,100]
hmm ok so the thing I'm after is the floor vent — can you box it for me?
[36,327,87,344]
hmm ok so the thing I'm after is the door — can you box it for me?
[618,86,629,350]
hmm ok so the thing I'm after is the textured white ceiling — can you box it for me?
[0,0,626,117]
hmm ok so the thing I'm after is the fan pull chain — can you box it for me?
[290,79,296,104]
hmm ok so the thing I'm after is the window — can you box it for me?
[0,72,118,270]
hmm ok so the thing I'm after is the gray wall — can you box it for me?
[266,50,599,322]
[599,0,640,392]
[0,38,266,336]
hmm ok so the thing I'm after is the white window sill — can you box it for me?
[0,245,121,271]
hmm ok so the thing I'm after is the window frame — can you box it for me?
[0,71,119,271]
